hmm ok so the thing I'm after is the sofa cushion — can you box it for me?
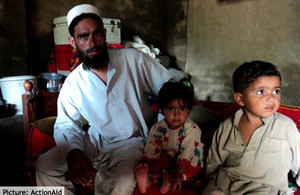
[278,104,300,131]
[31,116,90,138]
[31,116,57,138]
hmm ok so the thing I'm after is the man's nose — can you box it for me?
[88,35,96,47]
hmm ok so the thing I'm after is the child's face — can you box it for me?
[163,99,190,129]
[235,75,281,119]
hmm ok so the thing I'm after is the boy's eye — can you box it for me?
[167,107,174,111]
[273,89,281,95]
[256,90,263,95]
[165,106,189,112]
[180,107,187,112]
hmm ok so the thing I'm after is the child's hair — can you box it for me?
[232,60,282,93]
[157,81,194,111]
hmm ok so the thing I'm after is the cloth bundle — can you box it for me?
[123,36,160,59]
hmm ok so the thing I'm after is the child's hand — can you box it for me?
[172,176,182,191]
[171,165,186,191]
[195,179,205,187]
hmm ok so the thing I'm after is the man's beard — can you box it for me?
[76,43,109,70]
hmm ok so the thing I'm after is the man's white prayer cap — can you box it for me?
[67,4,101,27]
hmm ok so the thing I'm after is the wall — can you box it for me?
[0,0,27,78]
[186,0,300,106]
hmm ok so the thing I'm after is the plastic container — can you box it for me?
[53,16,70,45]
[102,18,121,44]
[0,75,37,115]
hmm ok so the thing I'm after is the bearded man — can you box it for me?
[36,4,174,195]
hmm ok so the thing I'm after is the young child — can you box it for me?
[135,81,204,194]
[203,61,300,195]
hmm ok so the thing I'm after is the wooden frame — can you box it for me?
[22,81,59,143]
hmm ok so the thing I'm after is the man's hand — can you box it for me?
[67,149,96,186]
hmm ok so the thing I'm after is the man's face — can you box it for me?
[69,17,108,69]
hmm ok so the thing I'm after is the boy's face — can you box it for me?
[163,99,190,129]
[235,75,281,119]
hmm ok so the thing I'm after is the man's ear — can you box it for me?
[234,92,244,107]
[68,36,76,49]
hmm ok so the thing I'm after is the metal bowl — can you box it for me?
[39,73,63,92]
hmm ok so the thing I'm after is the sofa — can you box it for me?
[25,100,300,194]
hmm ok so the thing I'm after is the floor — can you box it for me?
[0,115,29,186]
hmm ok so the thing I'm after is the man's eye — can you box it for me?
[256,90,263,95]
[79,36,87,40]
[273,89,281,95]
[93,29,104,38]
[94,31,101,37]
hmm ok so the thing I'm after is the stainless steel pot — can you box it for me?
[39,73,63,92]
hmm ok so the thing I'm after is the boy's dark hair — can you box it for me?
[157,82,194,110]
[233,60,282,93]
[68,13,104,37]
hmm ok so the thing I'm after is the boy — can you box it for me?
[202,61,300,194]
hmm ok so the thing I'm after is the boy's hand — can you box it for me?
[67,149,96,186]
